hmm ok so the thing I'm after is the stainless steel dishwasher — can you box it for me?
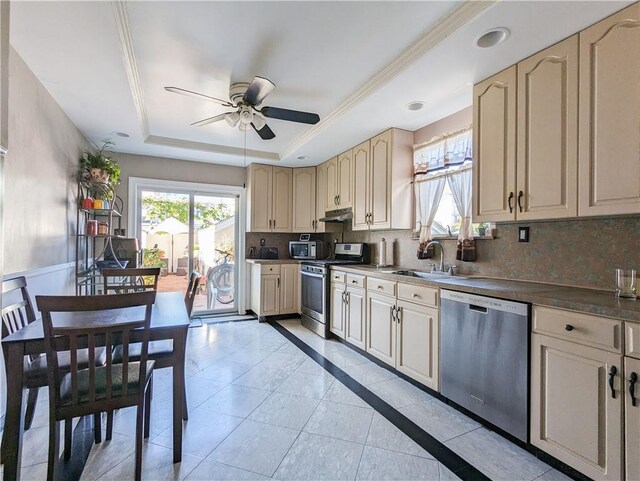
[440,289,530,442]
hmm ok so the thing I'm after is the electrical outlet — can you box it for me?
[518,227,530,242]
[260,238,266,246]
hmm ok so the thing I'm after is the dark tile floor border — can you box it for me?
[269,320,491,481]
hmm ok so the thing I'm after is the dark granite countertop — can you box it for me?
[331,265,640,322]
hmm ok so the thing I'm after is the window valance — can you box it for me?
[413,126,472,175]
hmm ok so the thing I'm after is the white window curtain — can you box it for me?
[413,127,472,174]
[447,167,476,261]
[415,177,446,259]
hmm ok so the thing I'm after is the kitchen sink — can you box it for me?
[391,270,473,280]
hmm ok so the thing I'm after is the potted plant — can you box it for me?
[80,140,121,185]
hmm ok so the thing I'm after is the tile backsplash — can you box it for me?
[343,216,640,291]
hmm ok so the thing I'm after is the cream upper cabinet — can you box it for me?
[325,157,338,211]
[272,167,293,232]
[366,291,396,366]
[531,333,623,480]
[625,356,640,481]
[578,3,640,216]
[292,167,316,232]
[247,163,273,232]
[396,300,439,390]
[472,66,517,222]
[352,141,370,230]
[279,264,298,314]
[370,131,392,229]
[517,36,579,220]
[247,164,292,232]
[315,162,328,233]
[337,150,353,208]
[345,286,366,350]
[352,129,413,231]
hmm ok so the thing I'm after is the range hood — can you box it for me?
[319,208,353,223]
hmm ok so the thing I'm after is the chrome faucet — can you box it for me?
[425,241,445,272]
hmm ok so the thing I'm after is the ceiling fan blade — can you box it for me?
[243,76,275,106]
[191,113,228,126]
[165,86,233,107]
[252,122,276,140]
[261,106,320,125]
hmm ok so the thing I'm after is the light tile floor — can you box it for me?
[2,318,573,481]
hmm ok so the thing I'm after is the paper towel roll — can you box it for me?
[378,238,387,266]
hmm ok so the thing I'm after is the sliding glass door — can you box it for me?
[138,188,238,315]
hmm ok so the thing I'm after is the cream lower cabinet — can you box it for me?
[366,291,396,365]
[330,281,346,339]
[531,332,623,480]
[345,286,365,350]
[625,356,640,481]
[249,263,298,317]
[396,300,439,390]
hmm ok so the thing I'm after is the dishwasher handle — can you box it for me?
[468,304,488,314]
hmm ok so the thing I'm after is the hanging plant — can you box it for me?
[80,140,121,185]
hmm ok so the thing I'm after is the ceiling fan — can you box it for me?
[164,76,320,140]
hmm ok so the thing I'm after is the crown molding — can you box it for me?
[145,135,280,161]
[281,0,495,159]
[111,1,149,138]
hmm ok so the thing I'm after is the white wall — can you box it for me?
[1,47,89,419]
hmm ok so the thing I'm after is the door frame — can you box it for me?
[128,176,247,314]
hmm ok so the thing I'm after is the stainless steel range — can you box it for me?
[300,243,368,337]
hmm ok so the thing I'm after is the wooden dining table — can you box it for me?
[1,291,190,481]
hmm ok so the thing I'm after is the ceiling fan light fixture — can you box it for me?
[239,122,251,132]
[252,113,266,130]
[225,111,240,127]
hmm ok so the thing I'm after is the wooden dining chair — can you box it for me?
[107,272,195,427]
[37,291,156,481]
[102,267,161,294]
[1,277,106,447]
[184,271,202,318]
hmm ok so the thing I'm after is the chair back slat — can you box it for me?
[184,271,201,317]
[1,277,36,339]
[103,268,160,295]
[37,292,155,417]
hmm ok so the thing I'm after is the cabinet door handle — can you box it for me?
[337,194,340,205]
[397,307,402,324]
[630,372,638,407]
[346,292,350,304]
[508,192,514,213]
[391,305,397,322]
[277,277,280,288]
[517,190,524,212]
[273,219,276,228]
[564,324,574,331]
[342,291,346,303]
[609,365,617,399]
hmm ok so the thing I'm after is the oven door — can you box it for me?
[300,270,326,323]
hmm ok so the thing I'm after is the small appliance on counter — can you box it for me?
[259,246,279,259]
[289,240,326,260]
[299,243,369,338]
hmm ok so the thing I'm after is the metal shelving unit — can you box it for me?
[75,180,125,295]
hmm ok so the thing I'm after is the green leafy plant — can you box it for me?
[80,140,121,185]
[142,197,233,229]
[142,248,167,269]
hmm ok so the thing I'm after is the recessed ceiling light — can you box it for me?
[406,101,425,111]
[475,28,510,48]
[115,132,130,138]
[297,155,309,161]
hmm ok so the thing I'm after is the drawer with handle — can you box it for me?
[346,274,366,289]
[367,277,396,297]
[397,282,438,307]
[261,264,281,274]
[533,306,623,353]
[330,271,346,284]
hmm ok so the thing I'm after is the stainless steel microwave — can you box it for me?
[289,241,325,260]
